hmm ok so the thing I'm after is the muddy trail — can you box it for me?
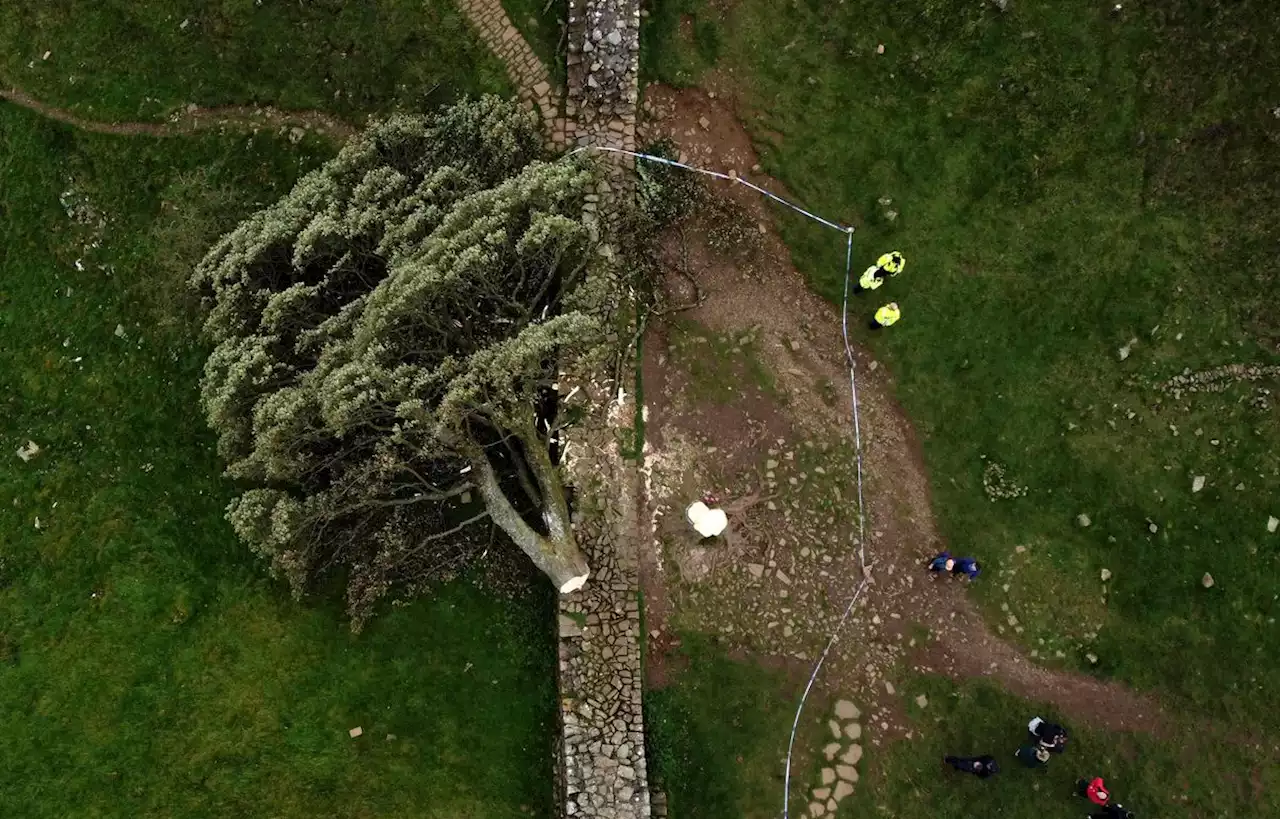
[634,82,1167,738]
[1,85,355,141]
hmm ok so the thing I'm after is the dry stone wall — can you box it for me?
[566,0,641,215]
[559,384,650,819]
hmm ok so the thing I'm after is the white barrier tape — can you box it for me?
[566,145,854,234]
[566,144,873,819]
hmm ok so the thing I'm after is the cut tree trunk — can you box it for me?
[472,451,589,592]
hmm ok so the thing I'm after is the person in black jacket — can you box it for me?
[1028,716,1068,753]
[943,755,1000,778]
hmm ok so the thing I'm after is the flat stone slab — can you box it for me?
[834,700,860,720]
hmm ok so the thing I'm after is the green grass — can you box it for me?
[646,635,820,819]
[651,651,1279,819]
[683,0,1280,726]
[502,0,567,88]
[640,0,722,87]
[0,101,556,818]
[0,0,510,121]
[842,676,1279,819]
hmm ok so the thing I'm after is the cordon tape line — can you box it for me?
[566,144,874,819]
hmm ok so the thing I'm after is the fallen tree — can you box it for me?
[191,97,609,627]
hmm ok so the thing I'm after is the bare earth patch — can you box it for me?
[635,84,1166,755]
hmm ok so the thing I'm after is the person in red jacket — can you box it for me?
[1076,776,1111,805]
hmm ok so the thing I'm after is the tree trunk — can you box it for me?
[472,450,589,593]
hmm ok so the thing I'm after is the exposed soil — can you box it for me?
[635,83,1167,740]
[1,85,355,141]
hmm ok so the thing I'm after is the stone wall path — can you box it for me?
[556,2,647,818]
[454,0,565,145]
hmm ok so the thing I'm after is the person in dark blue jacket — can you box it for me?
[952,556,981,579]
[944,755,1000,778]
[928,552,955,573]
[927,551,980,579]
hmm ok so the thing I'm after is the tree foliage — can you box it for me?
[192,97,606,627]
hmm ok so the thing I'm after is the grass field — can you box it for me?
[0,102,556,818]
[645,637,816,819]
[649,645,1280,819]
[644,0,1280,727]
[0,0,510,121]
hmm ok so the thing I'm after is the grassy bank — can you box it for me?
[0,0,510,121]
[0,102,556,818]
[647,0,1280,725]
[842,676,1278,819]
[650,648,1278,819]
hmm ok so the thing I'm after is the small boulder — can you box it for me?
[820,767,836,785]
[843,722,861,740]
[1192,475,1206,493]
[809,802,826,817]
[1267,516,1278,533]
[834,780,856,801]
[915,694,929,708]
[836,765,858,782]
[822,742,841,761]
[1100,568,1112,582]
[348,726,363,738]
[16,441,41,462]
[1077,513,1092,527]
[1201,572,1215,589]
[840,744,863,766]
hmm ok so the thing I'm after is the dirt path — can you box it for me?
[636,82,1166,737]
[1,86,355,141]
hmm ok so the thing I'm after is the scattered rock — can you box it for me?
[991,0,1010,10]
[1192,475,1206,493]
[1086,653,1098,664]
[1118,338,1136,361]
[1201,572,1215,589]
[834,780,856,801]
[114,323,127,339]
[914,694,928,708]
[1077,513,1091,528]
[834,700,860,720]
[776,569,792,584]
[348,726,363,738]
[16,441,41,462]
[884,681,895,695]
[1267,516,1278,533]
[876,44,885,54]
[747,563,764,579]
[1100,568,1112,582]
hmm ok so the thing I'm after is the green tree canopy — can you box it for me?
[192,97,606,627]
